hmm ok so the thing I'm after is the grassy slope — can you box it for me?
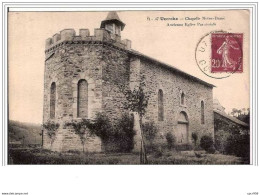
[8,120,42,145]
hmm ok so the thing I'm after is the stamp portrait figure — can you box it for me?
[217,36,240,70]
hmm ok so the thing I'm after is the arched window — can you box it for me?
[201,101,205,124]
[158,89,164,121]
[181,92,185,105]
[77,79,88,118]
[50,82,56,119]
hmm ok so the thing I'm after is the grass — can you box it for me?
[8,147,248,165]
[148,150,245,165]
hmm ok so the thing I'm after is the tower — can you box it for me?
[43,12,132,152]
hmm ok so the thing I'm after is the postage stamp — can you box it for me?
[195,31,243,79]
[211,33,243,73]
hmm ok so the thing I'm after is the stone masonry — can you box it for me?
[141,60,214,145]
[43,12,214,152]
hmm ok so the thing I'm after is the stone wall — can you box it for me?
[139,59,214,144]
[43,28,132,152]
[43,44,106,122]
[43,128,101,152]
[43,27,214,152]
[214,112,249,132]
[101,46,130,122]
[43,43,105,152]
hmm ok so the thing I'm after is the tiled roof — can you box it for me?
[105,11,122,21]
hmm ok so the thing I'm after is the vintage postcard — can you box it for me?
[7,10,251,165]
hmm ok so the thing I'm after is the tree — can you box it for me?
[242,108,246,115]
[142,121,157,141]
[200,135,215,153]
[119,76,150,164]
[237,109,242,116]
[231,107,250,124]
[232,108,238,117]
[120,77,149,118]
[43,120,60,148]
[166,132,176,149]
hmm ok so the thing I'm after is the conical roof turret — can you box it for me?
[100,11,125,30]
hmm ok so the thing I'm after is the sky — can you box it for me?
[8,10,250,124]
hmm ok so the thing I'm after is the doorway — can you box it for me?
[176,112,189,144]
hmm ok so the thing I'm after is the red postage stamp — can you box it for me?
[211,33,243,73]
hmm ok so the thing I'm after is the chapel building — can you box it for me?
[43,12,214,152]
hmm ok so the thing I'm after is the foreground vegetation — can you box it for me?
[9,148,248,165]
[9,114,249,165]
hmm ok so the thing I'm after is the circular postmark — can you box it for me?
[195,30,243,79]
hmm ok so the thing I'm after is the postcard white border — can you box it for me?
[0,2,259,195]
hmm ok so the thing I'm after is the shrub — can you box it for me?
[142,121,158,141]
[153,149,163,158]
[91,112,113,141]
[207,145,216,154]
[141,121,159,155]
[191,132,198,146]
[113,114,135,152]
[166,132,176,149]
[200,135,214,153]
[215,127,249,158]
[214,130,230,153]
[225,132,249,158]
[92,113,135,153]
[66,113,135,153]
[43,121,60,147]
